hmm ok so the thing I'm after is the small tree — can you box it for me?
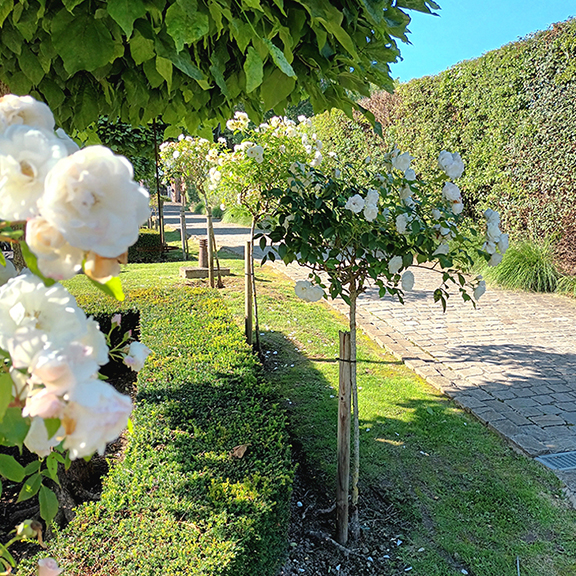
[214,113,320,347]
[262,147,506,542]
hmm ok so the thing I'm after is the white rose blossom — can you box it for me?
[37,558,63,576]
[438,150,465,179]
[345,194,365,214]
[395,213,411,234]
[0,94,55,134]
[433,243,450,256]
[40,145,150,259]
[294,280,324,303]
[363,204,378,222]
[365,189,379,206]
[474,278,486,300]
[388,255,403,275]
[392,151,413,173]
[62,379,133,459]
[404,168,416,181]
[123,341,152,372]
[0,125,68,220]
[24,417,65,458]
[442,182,462,203]
[401,270,415,291]
[489,252,503,267]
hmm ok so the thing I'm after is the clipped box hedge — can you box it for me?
[20,286,292,576]
[128,229,163,263]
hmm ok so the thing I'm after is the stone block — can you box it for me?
[180,266,231,279]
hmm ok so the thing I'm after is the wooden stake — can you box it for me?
[245,241,253,345]
[336,330,352,545]
[207,211,214,288]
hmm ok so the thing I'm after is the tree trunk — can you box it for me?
[336,331,352,544]
[206,210,214,288]
[245,240,253,345]
[349,281,360,540]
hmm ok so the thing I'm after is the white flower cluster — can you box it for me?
[294,280,324,302]
[387,256,415,291]
[246,144,264,163]
[438,150,465,180]
[0,272,138,459]
[344,189,379,222]
[483,209,509,266]
[226,110,249,132]
[0,95,150,283]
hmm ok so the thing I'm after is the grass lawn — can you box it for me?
[68,233,576,576]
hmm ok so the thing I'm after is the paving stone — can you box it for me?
[538,404,564,415]
[530,415,568,427]
[515,406,546,418]
[561,412,576,426]
[489,419,523,438]
[508,398,539,409]
[475,408,506,424]
[452,394,486,410]
[510,434,548,456]
[532,394,556,405]
[552,393,576,403]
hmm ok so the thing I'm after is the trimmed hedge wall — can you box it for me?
[316,18,576,271]
[20,286,292,576]
[128,229,163,263]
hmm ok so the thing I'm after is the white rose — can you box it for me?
[486,223,501,243]
[123,341,151,372]
[62,379,132,459]
[37,558,64,576]
[438,150,465,179]
[55,128,80,155]
[345,194,365,214]
[24,417,65,458]
[8,326,48,370]
[0,272,87,353]
[451,201,464,215]
[310,151,323,167]
[483,208,500,225]
[23,388,64,419]
[209,166,221,184]
[392,151,413,173]
[497,233,509,254]
[404,168,416,181]
[474,279,486,300]
[40,146,150,258]
[294,280,311,300]
[489,252,503,267]
[396,213,411,234]
[365,189,379,206]
[431,209,442,220]
[0,259,16,286]
[0,125,68,220]
[442,182,461,203]
[26,217,83,281]
[0,94,54,133]
[482,241,497,255]
[363,204,378,222]
[388,255,403,275]
[399,185,412,200]
[401,270,415,291]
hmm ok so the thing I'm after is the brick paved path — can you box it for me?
[171,208,576,462]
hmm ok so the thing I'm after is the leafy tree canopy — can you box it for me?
[0,0,439,138]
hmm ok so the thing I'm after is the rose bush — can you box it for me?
[0,94,152,574]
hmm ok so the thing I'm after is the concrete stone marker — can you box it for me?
[180,266,230,279]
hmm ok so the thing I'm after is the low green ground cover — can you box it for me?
[20,271,292,576]
[216,253,576,576]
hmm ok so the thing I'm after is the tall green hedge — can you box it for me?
[335,18,575,271]
[20,286,292,576]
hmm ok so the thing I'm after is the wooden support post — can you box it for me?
[336,330,352,545]
[207,211,214,288]
[245,241,253,346]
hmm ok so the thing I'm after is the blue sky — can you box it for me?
[391,0,576,82]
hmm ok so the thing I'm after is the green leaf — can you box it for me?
[39,485,59,525]
[0,371,13,423]
[17,472,42,502]
[106,0,147,37]
[51,9,119,75]
[39,77,65,109]
[0,454,25,482]
[155,56,173,91]
[130,31,155,65]
[86,276,125,301]
[62,0,85,11]
[43,418,61,440]
[24,460,40,475]
[262,67,295,110]
[209,62,230,98]
[127,417,134,434]
[263,38,296,78]
[166,1,209,52]
[244,46,263,93]
[20,242,56,286]
[0,408,30,447]
[143,58,164,88]
[0,0,14,27]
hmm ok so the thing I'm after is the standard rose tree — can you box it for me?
[0,95,152,573]
[261,146,505,543]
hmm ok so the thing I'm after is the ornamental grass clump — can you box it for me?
[477,238,559,292]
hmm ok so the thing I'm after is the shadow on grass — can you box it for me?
[257,326,576,576]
